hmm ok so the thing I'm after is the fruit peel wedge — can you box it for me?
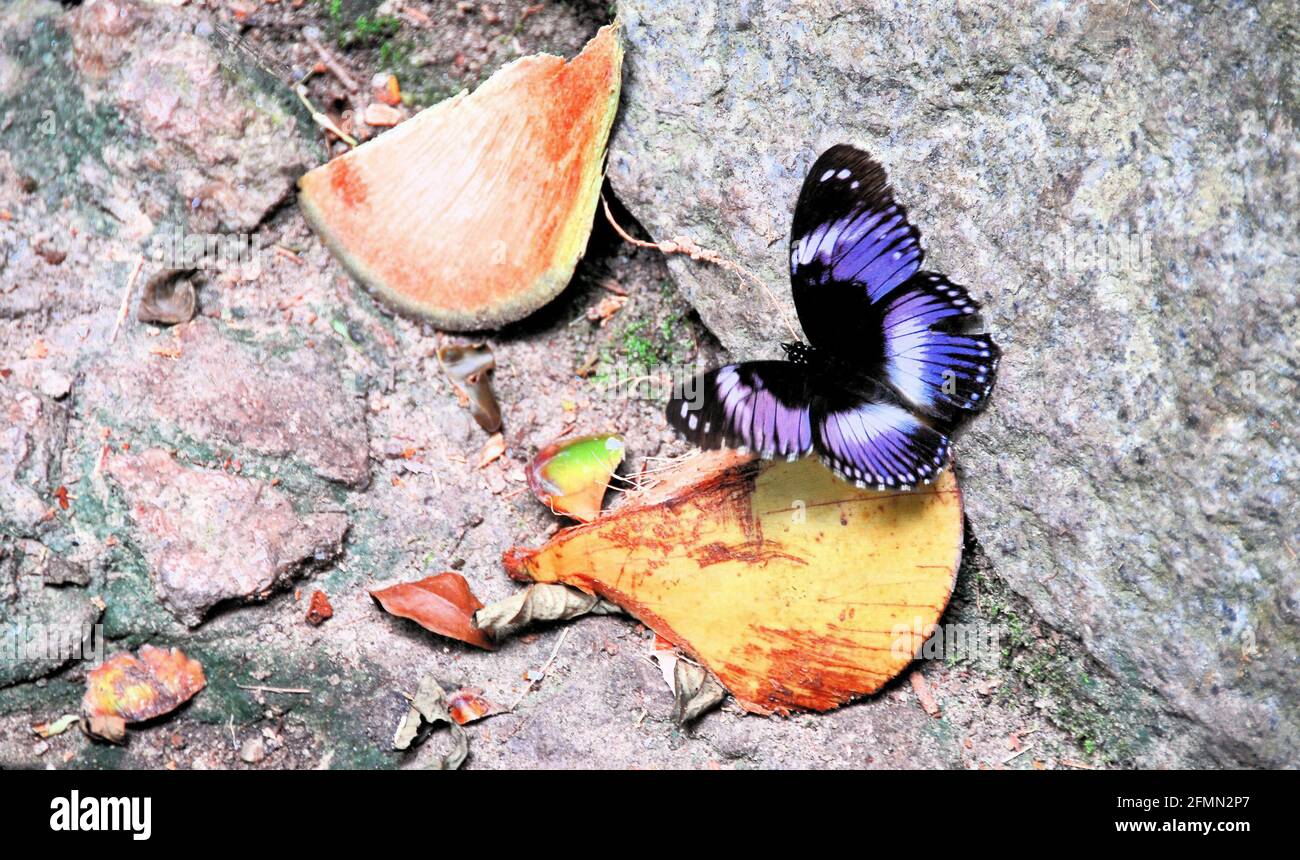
[504,451,964,714]
[298,23,623,330]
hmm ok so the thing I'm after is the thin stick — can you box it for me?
[237,684,311,695]
[110,254,144,344]
[509,627,570,711]
[1000,743,1035,765]
[303,32,360,92]
[600,195,800,343]
[294,84,358,148]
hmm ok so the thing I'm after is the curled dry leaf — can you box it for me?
[527,433,625,522]
[446,687,506,725]
[137,269,197,325]
[672,657,726,725]
[394,674,468,770]
[437,344,501,433]
[503,450,964,714]
[648,638,725,724]
[81,645,207,742]
[370,572,495,649]
[477,432,506,469]
[473,582,621,640]
[298,24,622,330]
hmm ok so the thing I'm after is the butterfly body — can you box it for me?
[667,145,1001,491]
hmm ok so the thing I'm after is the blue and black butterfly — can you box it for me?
[667,144,1000,491]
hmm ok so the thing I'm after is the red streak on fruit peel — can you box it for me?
[503,453,963,714]
[327,158,367,209]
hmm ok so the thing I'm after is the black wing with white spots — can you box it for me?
[667,362,814,460]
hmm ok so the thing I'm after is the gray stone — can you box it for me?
[0,537,103,687]
[0,383,67,533]
[81,318,371,487]
[609,0,1298,765]
[67,0,314,233]
[107,448,349,626]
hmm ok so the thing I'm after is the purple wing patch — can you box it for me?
[667,362,814,460]
[812,399,950,490]
[789,145,923,348]
[881,272,1001,422]
[664,145,1001,491]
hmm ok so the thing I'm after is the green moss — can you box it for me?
[339,15,402,49]
[942,536,1187,765]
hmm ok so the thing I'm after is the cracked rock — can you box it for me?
[107,448,349,626]
[0,383,68,533]
[0,538,103,688]
[82,319,370,487]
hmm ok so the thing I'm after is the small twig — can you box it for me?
[910,669,941,717]
[303,32,359,92]
[294,84,358,148]
[237,683,311,695]
[1000,743,1035,765]
[539,628,570,674]
[600,195,800,342]
[110,254,144,344]
[509,627,570,711]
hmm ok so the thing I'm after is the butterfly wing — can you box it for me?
[788,145,923,349]
[880,272,1001,424]
[789,144,1000,426]
[667,361,814,459]
[811,392,950,490]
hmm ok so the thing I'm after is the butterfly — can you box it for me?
[667,144,1000,491]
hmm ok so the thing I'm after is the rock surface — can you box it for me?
[107,448,349,626]
[0,537,103,688]
[81,319,371,487]
[609,0,1299,764]
[0,384,67,533]
[67,0,313,233]
[0,0,1243,771]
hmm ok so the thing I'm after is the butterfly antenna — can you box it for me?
[600,195,801,343]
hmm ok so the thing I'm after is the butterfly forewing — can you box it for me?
[667,362,814,459]
[789,145,923,349]
[880,272,1002,424]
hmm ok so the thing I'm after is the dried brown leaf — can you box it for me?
[371,572,495,649]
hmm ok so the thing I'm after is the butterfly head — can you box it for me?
[780,342,815,365]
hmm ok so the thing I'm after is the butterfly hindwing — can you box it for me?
[880,272,1002,423]
[789,145,923,348]
[811,395,950,490]
[667,362,814,459]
